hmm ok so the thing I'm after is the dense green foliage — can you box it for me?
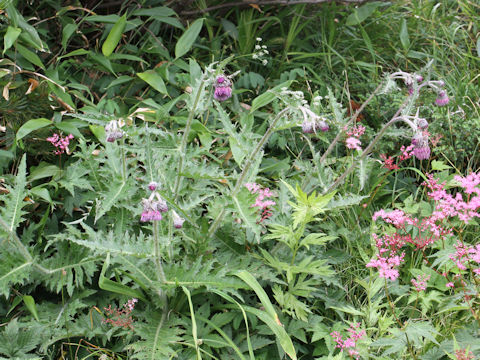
[1,0,479,359]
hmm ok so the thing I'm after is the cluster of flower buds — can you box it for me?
[299,106,329,134]
[46,133,74,155]
[390,71,450,107]
[105,119,125,142]
[140,181,185,228]
[252,37,269,66]
[213,75,233,102]
[390,110,431,161]
[140,194,168,222]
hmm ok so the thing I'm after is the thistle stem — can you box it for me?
[324,99,410,194]
[173,76,206,200]
[319,82,384,165]
[207,107,289,238]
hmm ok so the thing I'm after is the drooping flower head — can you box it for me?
[411,132,430,160]
[105,120,124,142]
[435,90,450,107]
[140,192,168,222]
[214,75,233,102]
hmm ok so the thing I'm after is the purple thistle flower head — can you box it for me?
[301,120,315,134]
[417,118,429,130]
[214,86,232,101]
[172,210,185,229]
[435,90,449,107]
[148,181,158,191]
[318,120,329,132]
[411,132,430,160]
[154,198,168,213]
[415,74,423,82]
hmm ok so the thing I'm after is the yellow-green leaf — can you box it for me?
[102,14,127,57]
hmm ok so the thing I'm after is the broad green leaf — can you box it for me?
[250,80,293,113]
[58,48,89,60]
[22,295,39,321]
[99,253,146,301]
[3,26,21,54]
[30,186,52,204]
[16,118,52,141]
[137,70,168,94]
[399,19,410,50]
[346,2,384,26]
[243,306,297,360]
[132,6,176,17]
[175,18,203,58]
[61,23,77,50]
[54,121,83,139]
[89,52,115,74]
[102,14,127,56]
[28,164,60,182]
[431,160,451,171]
[16,44,45,69]
[236,270,277,321]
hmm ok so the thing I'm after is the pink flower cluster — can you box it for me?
[449,241,480,275]
[46,133,74,155]
[344,125,365,151]
[455,349,475,360]
[411,274,430,292]
[367,172,480,282]
[103,298,138,330]
[245,183,276,222]
[330,323,365,360]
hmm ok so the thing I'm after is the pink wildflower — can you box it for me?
[330,323,365,360]
[346,137,362,150]
[172,210,185,229]
[103,298,137,330]
[244,183,276,222]
[411,274,430,292]
[46,133,74,155]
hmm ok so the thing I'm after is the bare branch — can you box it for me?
[180,0,390,15]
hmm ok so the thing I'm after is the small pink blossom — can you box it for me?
[244,183,276,222]
[411,274,430,292]
[46,133,74,155]
[346,137,362,150]
[446,282,454,288]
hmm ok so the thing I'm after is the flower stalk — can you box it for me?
[207,107,289,238]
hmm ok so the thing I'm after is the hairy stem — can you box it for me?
[207,108,289,238]
[319,82,384,165]
[324,99,410,194]
[173,76,206,200]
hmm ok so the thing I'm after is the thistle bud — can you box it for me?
[172,210,185,229]
[148,181,158,191]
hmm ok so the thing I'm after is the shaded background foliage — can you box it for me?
[0,0,479,359]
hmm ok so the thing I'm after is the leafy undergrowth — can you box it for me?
[0,1,479,359]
